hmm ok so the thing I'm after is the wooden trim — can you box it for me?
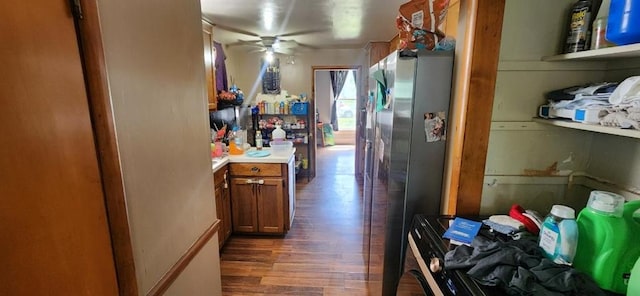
[75,1,138,295]
[147,220,221,296]
[442,0,478,215]
[443,0,505,215]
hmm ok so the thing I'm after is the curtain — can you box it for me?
[330,70,349,131]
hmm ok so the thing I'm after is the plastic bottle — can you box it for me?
[591,0,614,50]
[228,126,244,155]
[574,191,640,293]
[272,124,286,142]
[565,0,593,53]
[255,131,263,150]
[538,205,579,265]
[629,257,640,296]
[606,0,640,45]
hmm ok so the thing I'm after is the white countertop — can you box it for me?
[211,147,296,172]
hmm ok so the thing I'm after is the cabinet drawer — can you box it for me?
[229,163,281,177]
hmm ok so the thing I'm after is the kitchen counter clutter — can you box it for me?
[211,147,296,242]
[211,147,296,171]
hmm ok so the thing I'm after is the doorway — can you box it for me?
[312,66,362,175]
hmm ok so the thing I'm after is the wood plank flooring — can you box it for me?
[220,145,382,295]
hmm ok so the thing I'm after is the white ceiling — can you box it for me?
[200,0,406,50]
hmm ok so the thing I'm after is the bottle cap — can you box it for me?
[550,205,575,219]
[587,190,625,217]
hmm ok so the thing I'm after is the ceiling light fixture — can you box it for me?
[262,2,275,31]
[332,0,363,39]
[265,48,274,63]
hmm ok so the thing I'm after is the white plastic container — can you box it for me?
[538,205,579,265]
[270,140,292,155]
[272,124,286,141]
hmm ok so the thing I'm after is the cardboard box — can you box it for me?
[397,0,449,50]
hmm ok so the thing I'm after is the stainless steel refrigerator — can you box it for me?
[363,50,454,295]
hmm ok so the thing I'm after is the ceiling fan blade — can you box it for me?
[249,48,267,54]
[296,42,319,50]
[273,40,298,49]
[212,23,260,37]
[274,48,293,55]
[227,40,263,48]
[278,28,330,38]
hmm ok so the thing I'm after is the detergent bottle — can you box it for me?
[574,191,640,294]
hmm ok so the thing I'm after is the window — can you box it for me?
[336,71,357,131]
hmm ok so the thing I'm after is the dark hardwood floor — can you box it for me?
[220,145,382,295]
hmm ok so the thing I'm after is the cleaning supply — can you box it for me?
[538,205,579,265]
[606,0,640,45]
[574,191,640,294]
[591,0,614,49]
[629,257,640,295]
[272,124,286,142]
[565,0,593,53]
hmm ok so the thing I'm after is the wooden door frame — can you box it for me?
[74,1,137,295]
[442,0,506,215]
[311,65,363,175]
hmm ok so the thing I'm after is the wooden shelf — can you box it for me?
[541,43,640,61]
[257,113,308,116]
[532,118,640,139]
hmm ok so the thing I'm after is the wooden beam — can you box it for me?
[443,0,505,215]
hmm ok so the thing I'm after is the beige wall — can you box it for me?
[97,0,221,294]
[482,0,640,215]
[225,48,368,106]
[164,239,221,296]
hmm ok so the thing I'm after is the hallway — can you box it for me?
[220,145,380,295]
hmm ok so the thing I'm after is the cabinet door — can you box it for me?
[202,21,217,110]
[222,177,233,241]
[214,183,225,248]
[256,178,285,233]
[230,178,258,233]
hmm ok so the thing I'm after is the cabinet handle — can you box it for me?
[257,179,265,185]
[251,166,261,173]
[223,170,228,189]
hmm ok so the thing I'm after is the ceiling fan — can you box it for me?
[229,36,299,55]
[213,23,323,54]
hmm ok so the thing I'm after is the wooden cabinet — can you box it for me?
[367,41,390,66]
[214,166,232,248]
[229,179,258,233]
[202,20,217,111]
[229,160,295,234]
[231,177,285,233]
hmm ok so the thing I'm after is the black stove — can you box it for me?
[405,215,506,296]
